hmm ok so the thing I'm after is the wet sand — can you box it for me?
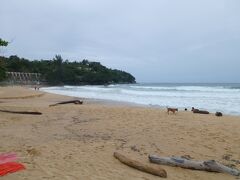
[0,86,239,180]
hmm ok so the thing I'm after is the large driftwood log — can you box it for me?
[0,109,42,115]
[192,108,209,114]
[114,152,167,178]
[49,100,83,107]
[149,155,240,176]
[193,109,209,114]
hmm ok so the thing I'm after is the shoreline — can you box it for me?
[0,86,240,180]
[41,87,240,117]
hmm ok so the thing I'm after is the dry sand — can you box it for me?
[0,86,240,180]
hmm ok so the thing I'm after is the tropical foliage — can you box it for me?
[0,38,8,81]
[0,38,8,47]
[0,55,136,85]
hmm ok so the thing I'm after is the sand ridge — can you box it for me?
[0,86,239,180]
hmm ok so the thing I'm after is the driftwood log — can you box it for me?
[149,155,240,176]
[114,152,167,178]
[49,100,83,107]
[0,109,42,115]
[193,109,209,114]
[192,107,210,114]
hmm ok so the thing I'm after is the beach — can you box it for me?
[42,84,240,116]
[0,86,240,180]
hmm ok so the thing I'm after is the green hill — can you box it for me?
[0,55,136,85]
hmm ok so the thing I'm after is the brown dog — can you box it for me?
[167,107,178,114]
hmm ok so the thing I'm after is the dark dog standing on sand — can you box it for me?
[167,107,178,114]
[215,112,223,117]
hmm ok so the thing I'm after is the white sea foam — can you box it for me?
[41,83,240,116]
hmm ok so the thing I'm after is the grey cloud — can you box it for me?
[1,0,240,82]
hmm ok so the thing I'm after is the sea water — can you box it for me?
[42,83,240,116]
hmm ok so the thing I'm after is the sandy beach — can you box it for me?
[0,86,240,180]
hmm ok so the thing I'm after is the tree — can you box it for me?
[0,54,136,85]
[0,64,6,81]
[0,38,8,81]
[45,55,64,84]
[0,38,8,47]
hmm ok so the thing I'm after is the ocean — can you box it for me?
[42,83,240,116]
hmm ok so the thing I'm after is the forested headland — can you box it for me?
[0,55,136,85]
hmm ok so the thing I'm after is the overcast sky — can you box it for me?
[1,0,240,83]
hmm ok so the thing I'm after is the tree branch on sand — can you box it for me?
[114,152,167,178]
[149,155,240,176]
[49,100,83,107]
[0,109,42,115]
